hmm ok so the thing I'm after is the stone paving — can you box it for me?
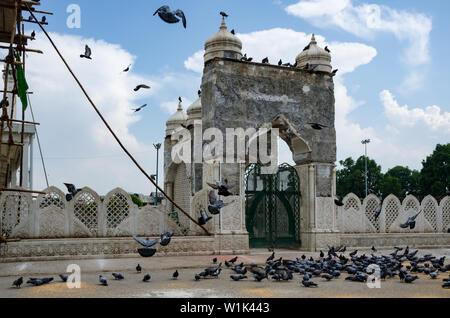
[1,248,449,298]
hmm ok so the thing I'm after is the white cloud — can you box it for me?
[26,32,160,194]
[286,0,432,66]
[380,90,450,133]
[185,28,376,76]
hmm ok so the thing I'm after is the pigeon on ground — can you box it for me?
[12,277,23,288]
[225,260,232,268]
[212,257,218,264]
[308,123,328,130]
[134,84,151,92]
[143,274,151,282]
[229,256,238,264]
[195,274,201,281]
[404,275,419,283]
[59,274,68,282]
[173,270,179,279]
[230,275,247,281]
[27,277,53,286]
[112,273,124,280]
[80,45,92,59]
[154,6,186,28]
[302,280,318,287]
[132,104,148,113]
[99,275,108,286]
[400,210,422,230]
[136,264,142,273]
[133,236,159,248]
[371,246,377,252]
[267,252,275,263]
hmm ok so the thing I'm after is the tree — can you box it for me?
[336,156,384,198]
[381,174,402,198]
[420,143,450,200]
[385,166,421,198]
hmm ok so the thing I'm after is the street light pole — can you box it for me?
[153,143,162,206]
[361,139,371,197]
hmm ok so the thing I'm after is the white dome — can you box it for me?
[296,34,332,73]
[166,101,187,135]
[204,17,242,64]
[187,97,202,121]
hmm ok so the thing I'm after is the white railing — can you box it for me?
[337,193,450,233]
[0,187,181,239]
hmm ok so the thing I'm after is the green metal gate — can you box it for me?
[245,163,301,248]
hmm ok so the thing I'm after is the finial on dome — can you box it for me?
[220,16,227,30]
[310,33,317,44]
[178,97,183,111]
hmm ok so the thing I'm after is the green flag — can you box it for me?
[15,53,29,110]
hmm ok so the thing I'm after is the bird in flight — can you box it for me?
[123,64,131,72]
[80,45,92,59]
[133,236,159,248]
[134,84,151,92]
[400,210,422,230]
[154,6,186,29]
[132,104,148,113]
[308,123,328,130]
[198,208,213,225]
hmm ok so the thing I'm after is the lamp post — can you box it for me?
[153,143,161,206]
[361,139,371,197]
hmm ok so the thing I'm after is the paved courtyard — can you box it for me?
[1,248,449,298]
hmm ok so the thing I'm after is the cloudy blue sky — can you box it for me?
[23,0,449,194]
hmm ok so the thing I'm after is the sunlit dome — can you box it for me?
[296,34,332,73]
[166,100,187,135]
[204,17,242,64]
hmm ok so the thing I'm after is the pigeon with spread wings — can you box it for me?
[154,6,186,29]
[80,45,92,59]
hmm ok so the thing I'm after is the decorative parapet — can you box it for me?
[1,186,206,239]
[337,193,449,234]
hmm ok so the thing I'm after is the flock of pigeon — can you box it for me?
[12,246,449,290]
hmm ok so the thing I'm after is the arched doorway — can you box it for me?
[245,163,301,248]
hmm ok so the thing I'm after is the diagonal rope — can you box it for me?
[27,94,49,188]
[24,4,210,235]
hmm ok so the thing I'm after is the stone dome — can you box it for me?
[204,17,242,64]
[166,100,188,136]
[187,97,202,120]
[296,34,332,73]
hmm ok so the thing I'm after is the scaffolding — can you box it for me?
[0,0,50,195]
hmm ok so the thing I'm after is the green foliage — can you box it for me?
[420,143,450,200]
[130,194,144,207]
[336,143,450,200]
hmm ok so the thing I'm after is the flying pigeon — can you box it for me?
[143,273,151,282]
[12,277,23,288]
[208,191,232,215]
[374,202,383,220]
[160,230,174,246]
[154,6,186,28]
[123,64,131,72]
[132,104,148,113]
[134,84,151,92]
[99,275,108,286]
[334,196,344,207]
[198,208,213,225]
[64,183,82,202]
[400,210,422,230]
[133,236,159,248]
[80,45,92,59]
[308,123,328,130]
[207,180,233,196]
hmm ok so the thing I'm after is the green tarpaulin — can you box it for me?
[15,53,29,110]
